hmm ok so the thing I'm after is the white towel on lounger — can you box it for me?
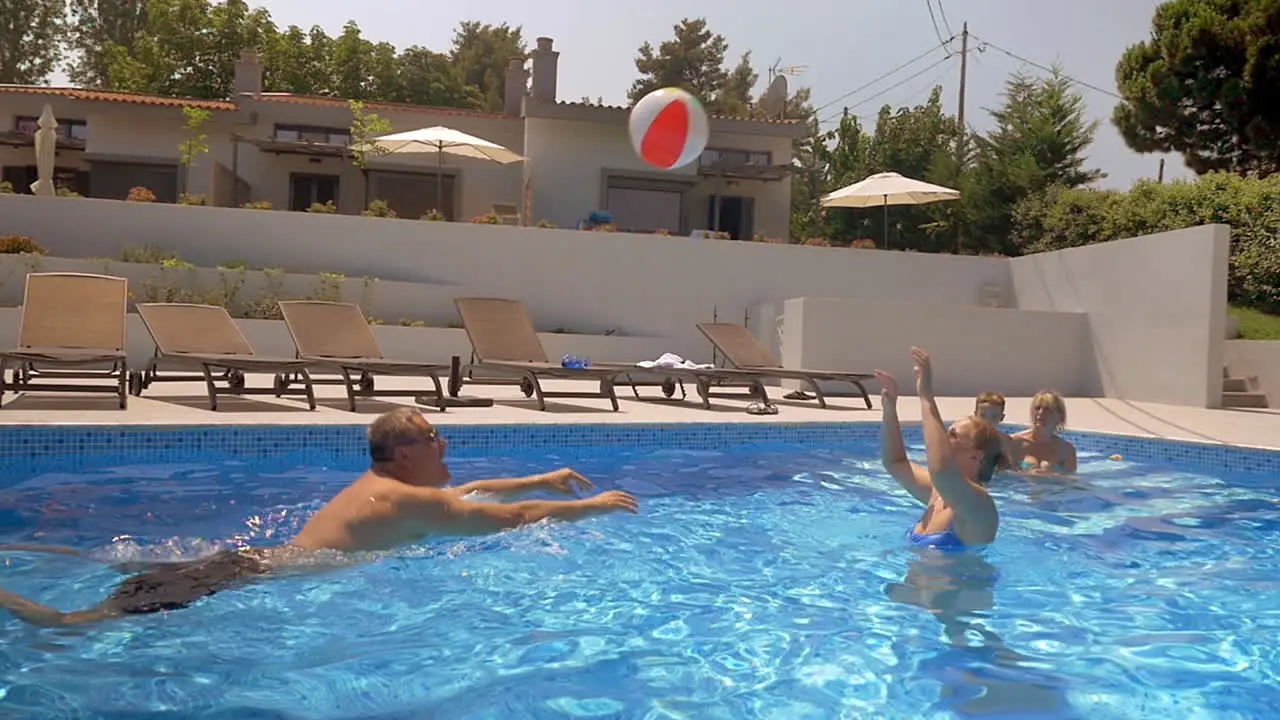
[636,353,713,370]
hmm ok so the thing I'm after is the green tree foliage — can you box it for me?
[66,0,148,87]
[0,0,65,84]
[810,88,965,250]
[965,68,1104,254]
[449,22,527,113]
[83,0,481,108]
[628,18,729,107]
[1114,0,1280,176]
[1011,173,1280,312]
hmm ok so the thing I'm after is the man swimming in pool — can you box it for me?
[0,407,639,627]
[875,348,1003,550]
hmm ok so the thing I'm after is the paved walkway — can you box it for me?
[0,375,1277,449]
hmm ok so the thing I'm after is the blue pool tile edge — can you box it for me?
[0,421,1276,476]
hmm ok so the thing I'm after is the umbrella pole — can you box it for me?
[436,148,444,217]
[882,196,889,249]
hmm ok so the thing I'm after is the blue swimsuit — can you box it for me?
[908,526,967,551]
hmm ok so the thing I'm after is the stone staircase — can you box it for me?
[1222,366,1269,408]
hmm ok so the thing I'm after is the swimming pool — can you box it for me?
[0,422,1277,718]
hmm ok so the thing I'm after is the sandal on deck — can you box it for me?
[746,402,779,416]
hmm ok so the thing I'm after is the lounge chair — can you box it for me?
[697,322,874,409]
[133,303,317,410]
[452,297,626,411]
[592,361,773,410]
[277,300,452,411]
[0,272,129,409]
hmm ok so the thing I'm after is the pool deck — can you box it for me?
[0,375,1277,450]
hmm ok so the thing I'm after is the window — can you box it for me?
[699,148,772,168]
[604,177,690,233]
[274,125,351,146]
[289,173,339,211]
[14,116,88,141]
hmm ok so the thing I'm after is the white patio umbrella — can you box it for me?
[821,171,960,247]
[29,104,58,197]
[368,126,525,215]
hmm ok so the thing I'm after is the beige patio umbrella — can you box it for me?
[821,171,960,248]
[29,104,58,196]
[368,126,525,215]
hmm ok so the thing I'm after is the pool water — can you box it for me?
[0,441,1277,719]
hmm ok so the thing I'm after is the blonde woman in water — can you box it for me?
[1010,390,1077,474]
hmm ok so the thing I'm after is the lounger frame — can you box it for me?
[697,322,874,409]
[277,301,451,411]
[133,303,317,410]
[452,297,626,411]
[0,272,129,408]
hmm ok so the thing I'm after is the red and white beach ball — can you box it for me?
[629,87,710,170]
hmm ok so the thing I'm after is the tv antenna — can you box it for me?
[762,59,805,119]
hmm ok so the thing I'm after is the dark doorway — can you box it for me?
[707,194,755,240]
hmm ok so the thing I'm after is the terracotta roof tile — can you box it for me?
[250,93,510,119]
[552,100,803,125]
[0,85,234,110]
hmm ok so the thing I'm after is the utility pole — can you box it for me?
[957,23,968,141]
[955,22,969,253]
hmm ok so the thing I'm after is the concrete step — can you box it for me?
[1224,377,1249,393]
[1223,391,1269,409]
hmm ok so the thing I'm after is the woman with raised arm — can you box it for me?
[876,347,1004,550]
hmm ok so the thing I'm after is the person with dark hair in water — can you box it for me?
[0,408,639,627]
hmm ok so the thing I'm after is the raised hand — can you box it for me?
[911,347,934,398]
[539,468,594,495]
[874,369,898,401]
[588,490,640,514]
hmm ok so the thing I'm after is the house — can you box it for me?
[0,38,807,239]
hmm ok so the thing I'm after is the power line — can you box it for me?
[925,0,950,53]
[969,34,1122,100]
[820,53,955,125]
[902,60,955,106]
[934,0,954,35]
[813,38,955,115]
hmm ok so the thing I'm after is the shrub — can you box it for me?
[801,237,831,247]
[241,200,273,209]
[0,235,46,254]
[535,219,555,228]
[0,181,13,194]
[471,211,501,224]
[178,193,207,205]
[1012,172,1280,313]
[590,223,617,232]
[126,186,156,202]
[848,238,876,249]
[56,187,81,197]
[121,245,178,264]
[307,201,337,213]
[362,199,396,218]
[421,209,446,221]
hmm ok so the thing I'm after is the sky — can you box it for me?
[64,0,1191,189]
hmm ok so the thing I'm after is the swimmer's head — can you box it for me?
[1031,390,1067,433]
[974,391,1006,426]
[947,415,1003,486]
[367,408,450,486]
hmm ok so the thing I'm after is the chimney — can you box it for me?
[234,48,263,96]
[504,57,527,116]
[530,37,558,103]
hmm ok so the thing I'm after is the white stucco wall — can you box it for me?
[782,297,1090,397]
[0,195,1011,363]
[1010,225,1230,408]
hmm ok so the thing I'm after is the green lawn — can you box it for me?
[1230,305,1280,339]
